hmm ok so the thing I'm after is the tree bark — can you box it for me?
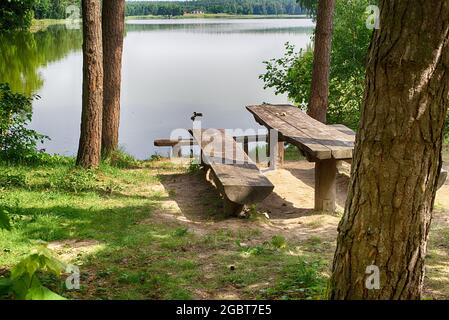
[307,0,335,123]
[101,0,125,159]
[330,0,449,300]
[76,0,103,168]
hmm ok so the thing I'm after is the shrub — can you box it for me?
[260,0,372,131]
[0,83,49,162]
[0,0,34,31]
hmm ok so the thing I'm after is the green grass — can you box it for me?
[0,156,327,300]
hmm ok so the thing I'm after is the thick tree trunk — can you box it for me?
[101,0,125,158]
[76,0,103,168]
[307,0,335,123]
[330,1,449,299]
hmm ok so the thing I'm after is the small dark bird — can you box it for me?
[190,112,203,121]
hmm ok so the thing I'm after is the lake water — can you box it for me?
[1,18,314,159]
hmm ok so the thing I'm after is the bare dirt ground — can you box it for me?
[156,159,449,299]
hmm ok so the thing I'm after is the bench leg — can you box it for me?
[314,159,337,212]
[223,198,245,217]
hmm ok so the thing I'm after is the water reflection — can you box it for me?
[0,26,82,95]
[126,18,315,34]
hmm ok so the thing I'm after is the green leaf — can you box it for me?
[25,285,66,300]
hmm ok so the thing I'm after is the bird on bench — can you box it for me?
[191,112,203,122]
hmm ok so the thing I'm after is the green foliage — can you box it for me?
[0,0,35,31]
[0,83,49,162]
[261,0,373,130]
[297,0,316,15]
[0,247,66,300]
[125,0,306,17]
[187,160,202,174]
[34,0,81,20]
[106,149,139,169]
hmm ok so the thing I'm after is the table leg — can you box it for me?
[315,158,337,212]
[268,130,280,170]
[277,141,284,167]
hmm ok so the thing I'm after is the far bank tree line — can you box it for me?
[126,0,306,17]
[33,0,306,20]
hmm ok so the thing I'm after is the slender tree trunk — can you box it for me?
[330,0,449,299]
[307,0,335,123]
[101,0,125,158]
[76,0,103,168]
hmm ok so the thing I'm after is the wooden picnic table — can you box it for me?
[247,103,355,212]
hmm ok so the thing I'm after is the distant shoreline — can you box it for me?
[31,14,311,32]
[126,13,309,20]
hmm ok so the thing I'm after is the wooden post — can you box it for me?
[268,130,279,170]
[277,141,284,167]
[314,158,337,212]
[243,136,249,158]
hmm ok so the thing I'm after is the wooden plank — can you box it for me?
[265,105,354,159]
[154,139,194,147]
[328,124,356,139]
[247,105,332,160]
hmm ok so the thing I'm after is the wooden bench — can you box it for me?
[189,128,274,216]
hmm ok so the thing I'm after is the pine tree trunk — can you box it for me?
[330,0,449,300]
[76,0,103,168]
[307,0,335,123]
[101,0,125,159]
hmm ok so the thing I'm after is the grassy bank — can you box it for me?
[0,156,326,300]
[30,19,71,32]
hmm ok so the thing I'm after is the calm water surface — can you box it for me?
[1,18,314,159]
